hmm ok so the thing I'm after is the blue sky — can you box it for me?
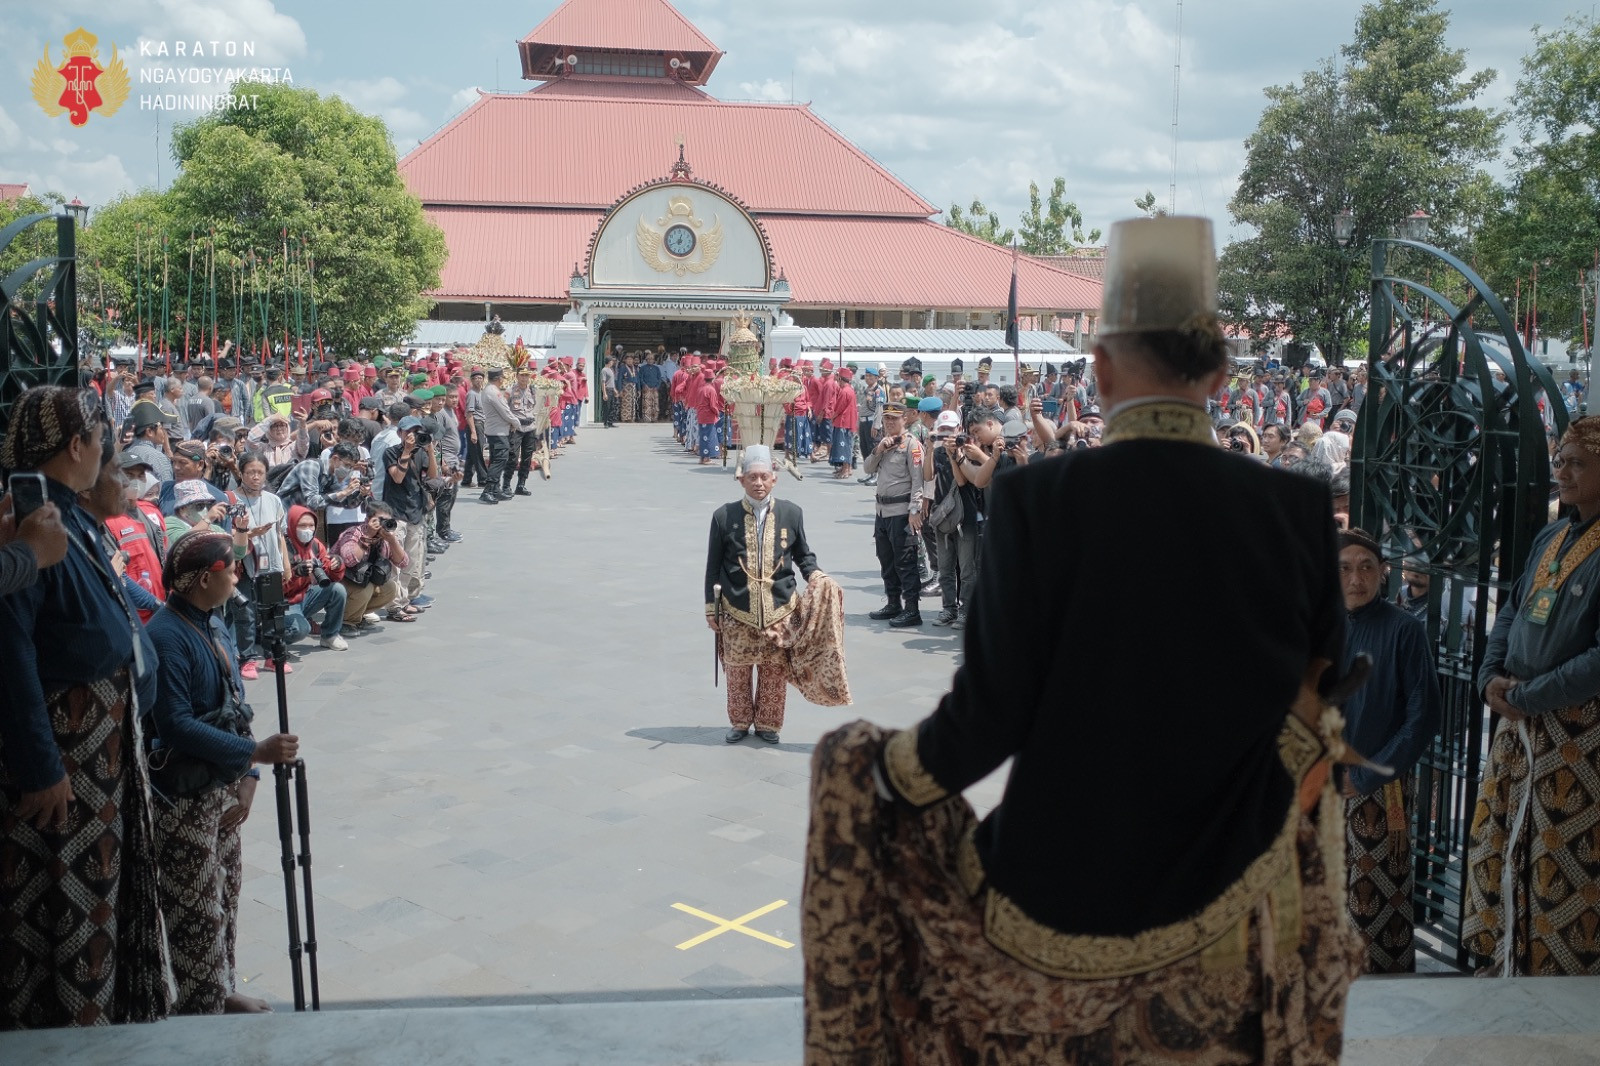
[1,0,1582,235]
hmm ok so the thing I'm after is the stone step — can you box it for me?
[4,977,1597,1066]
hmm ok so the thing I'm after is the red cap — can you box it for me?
[327,368,343,379]
[310,388,333,403]
[363,366,378,378]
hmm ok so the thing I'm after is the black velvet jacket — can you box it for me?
[705,497,818,629]
[883,401,1344,945]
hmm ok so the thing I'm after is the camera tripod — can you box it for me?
[254,572,321,1011]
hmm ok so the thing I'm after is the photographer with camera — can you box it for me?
[145,530,299,1014]
[382,416,437,613]
[233,451,292,681]
[281,505,348,651]
[336,500,410,627]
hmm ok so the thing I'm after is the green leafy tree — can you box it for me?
[83,83,446,358]
[1218,0,1503,359]
[1474,15,1600,345]
[1133,191,1166,218]
[944,198,1014,246]
[1017,178,1101,255]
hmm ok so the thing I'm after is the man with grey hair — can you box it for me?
[705,446,848,744]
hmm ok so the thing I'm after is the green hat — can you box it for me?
[846,362,859,371]
[407,372,427,385]
[374,358,389,369]
[923,374,937,385]
[428,385,448,398]
[410,388,433,402]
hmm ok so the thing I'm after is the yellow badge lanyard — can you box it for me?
[1524,521,1600,625]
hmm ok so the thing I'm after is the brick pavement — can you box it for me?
[231,424,1003,1007]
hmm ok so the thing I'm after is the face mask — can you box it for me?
[296,528,315,544]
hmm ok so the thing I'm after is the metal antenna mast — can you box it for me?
[1169,0,1184,215]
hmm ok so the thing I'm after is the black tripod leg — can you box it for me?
[274,758,307,1011]
[294,758,320,1010]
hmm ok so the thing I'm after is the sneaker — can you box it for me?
[427,539,449,554]
[951,615,967,631]
[319,634,349,651]
[363,612,381,624]
[411,594,435,609]
[443,531,463,543]
[933,609,957,626]
[263,659,294,675]
[239,660,259,681]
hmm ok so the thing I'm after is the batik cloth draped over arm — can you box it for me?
[1481,516,1600,714]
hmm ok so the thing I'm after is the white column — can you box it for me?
[553,309,593,420]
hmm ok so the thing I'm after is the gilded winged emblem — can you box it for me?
[636,195,724,277]
[32,28,129,127]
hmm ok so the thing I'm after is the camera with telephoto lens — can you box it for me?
[295,558,332,587]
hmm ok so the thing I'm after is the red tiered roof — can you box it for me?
[422,205,1101,312]
[402,93,934,217]
[519,0,722,83]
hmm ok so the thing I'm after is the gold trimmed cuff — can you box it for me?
[882,727,950,807]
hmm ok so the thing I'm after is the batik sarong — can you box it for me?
[1463,698,1600,975]
[828,427,854,467]
[620,384,637,423]
[788,414,812,459]
[152,786,244,1014]
[641,388,659,423]
[812,418,831,458]
[802,721,1361,1066]
[0,671,172,1029]
[698,422,721,460]
[1344,776,1415,973]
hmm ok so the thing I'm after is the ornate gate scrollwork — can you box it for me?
[1,213,80,435]
[1349,238,1567,969]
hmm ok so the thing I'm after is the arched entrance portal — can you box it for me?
[558,156,792,419]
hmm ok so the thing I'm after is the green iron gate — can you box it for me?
[1,212,81,435]
[1349,237,1567,969]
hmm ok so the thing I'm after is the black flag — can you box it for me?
[1004,243,1020,351]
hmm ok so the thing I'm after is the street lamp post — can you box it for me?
[1332,209,1354,366]
[63,197,89,230]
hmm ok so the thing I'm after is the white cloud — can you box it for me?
[0,105,22,150]
[449,87,483,114]
[736,79,790,102]
[17,153,136,207]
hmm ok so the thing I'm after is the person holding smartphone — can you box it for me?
[0,481,69,597]
[0,385,172,1027]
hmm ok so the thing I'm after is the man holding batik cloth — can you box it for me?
[1466,415,1600,976]
[706,447,850,745]
[1337,527,1442,973]
[801,217,1364,1065]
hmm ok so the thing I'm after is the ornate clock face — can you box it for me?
[664,223,696,258]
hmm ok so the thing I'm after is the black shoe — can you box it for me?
[889,610,923,628]
[514,486,532,496]
[479,493,499,505]
[725,727,748,744]
[933,609,956,626]
[868,602,903,621]
[495,490,514,501]
[443,531,463,543]
[754,729,780,744]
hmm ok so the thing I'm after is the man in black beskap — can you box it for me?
[381,415,435,614]
[803,216,1362,1063]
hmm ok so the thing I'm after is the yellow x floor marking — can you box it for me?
[672,900,794,950]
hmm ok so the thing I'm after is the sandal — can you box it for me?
[386,611,416,623]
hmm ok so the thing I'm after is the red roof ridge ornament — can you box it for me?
[670,142,692,181]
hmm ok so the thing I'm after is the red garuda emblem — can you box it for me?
[33,28,129,127]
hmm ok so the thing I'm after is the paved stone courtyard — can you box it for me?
[231,424,1002,1007]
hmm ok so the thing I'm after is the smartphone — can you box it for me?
[7,472,48,522]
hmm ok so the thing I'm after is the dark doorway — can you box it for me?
[601,318,722,356]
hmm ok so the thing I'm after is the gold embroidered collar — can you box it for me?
[1100,400,1217,448]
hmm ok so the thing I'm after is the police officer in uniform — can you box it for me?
[864,400,925,628]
